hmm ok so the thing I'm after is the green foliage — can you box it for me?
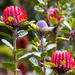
[42,62,56,67]
[72,18,75,29]
[8,17,14,22]
[1,62,16,70]
[41,52,47,59]
[1,39,13,50]
[64,21,72,31]
[29,57,38,66]
[35,14,45,21]
[34,5,44,13]
[33,66,43,74]
[0,21,13,29]
[17,30,28,38]
[55,9,62,17]
[45,44,56,51]
[32,47,38,52]
[18,19,27,25]
[12,49,25,54]
[0,32,11,38]
[42,27,46,33]
[50,17,57,26]
[33,71,38,75]
[61,60,65,67]
[57,37,69,41]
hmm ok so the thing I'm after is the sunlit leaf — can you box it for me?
[57,37,69,41]
[18,53,32,60]
[17,30,28,38]
[33,71,38,75]
[1,39,13,50]
[64,21,72,31]
[46,44,56,51]
[29,57,38,66]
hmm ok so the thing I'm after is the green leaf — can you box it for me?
[32,47,38,52]
[0,32,11,38]
[61,60,65,67]
[13,49,25,54]
[29,41,38,47]
[35,14,44,21]
[29,57,38,66]
[47,49,53,57]
[42,27,46,33]
[43,0,47,2]
[50,17,57,26]
[8,17,14,22]
[41,52,47,59]
[0,21,13,29]
[47,27,54,32]
[18,53,32,60]
[64,21,72,31]
[1,62,16,70]
[18,19,27,25]
[38,0,44,4]
[33,66,43,74]
[46,44,56,51]
[55,9,62,17]
[72,18,75,29]
[57,37,69,41]
[36,26,40,32]
[58,30,70,34]
[42,62,56,67]
[32,52,41,57]
[17,30,28,38]
[1,39,13,50]
[34,5,44,13]
[34,37,40,43]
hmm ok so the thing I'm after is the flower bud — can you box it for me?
[48,8,62,21]
[69,36,73,41]
[36,20,48,33]
[51,51,74,72]
[3,6,27,26]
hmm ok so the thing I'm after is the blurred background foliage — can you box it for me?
[0,0,65,73]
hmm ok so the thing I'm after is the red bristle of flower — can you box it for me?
[3,6,27,26]
[51,51,74,71]
[48,8,62,21]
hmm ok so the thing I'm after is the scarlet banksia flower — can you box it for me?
[3,6,27,26]
[48,8,62,21]
[36,20,48,33]
[51,51,74,73]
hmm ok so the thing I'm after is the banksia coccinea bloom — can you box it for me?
[3,6,27,26]
[36,20,48,33]
[48,8,62,21]
[51,51,74,73]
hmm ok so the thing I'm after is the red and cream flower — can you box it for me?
[3,6,27,26]
[51,51,74,72]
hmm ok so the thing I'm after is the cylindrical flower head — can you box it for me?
[36,20,48,33]
[51,51,74,72]
[3,6,27,26]
[48,8,62,21]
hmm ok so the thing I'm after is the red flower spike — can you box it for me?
[51,51,74,72]
[48,8,63,21]
[3,6,27,26]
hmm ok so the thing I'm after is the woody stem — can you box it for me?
[13,28,17,75]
